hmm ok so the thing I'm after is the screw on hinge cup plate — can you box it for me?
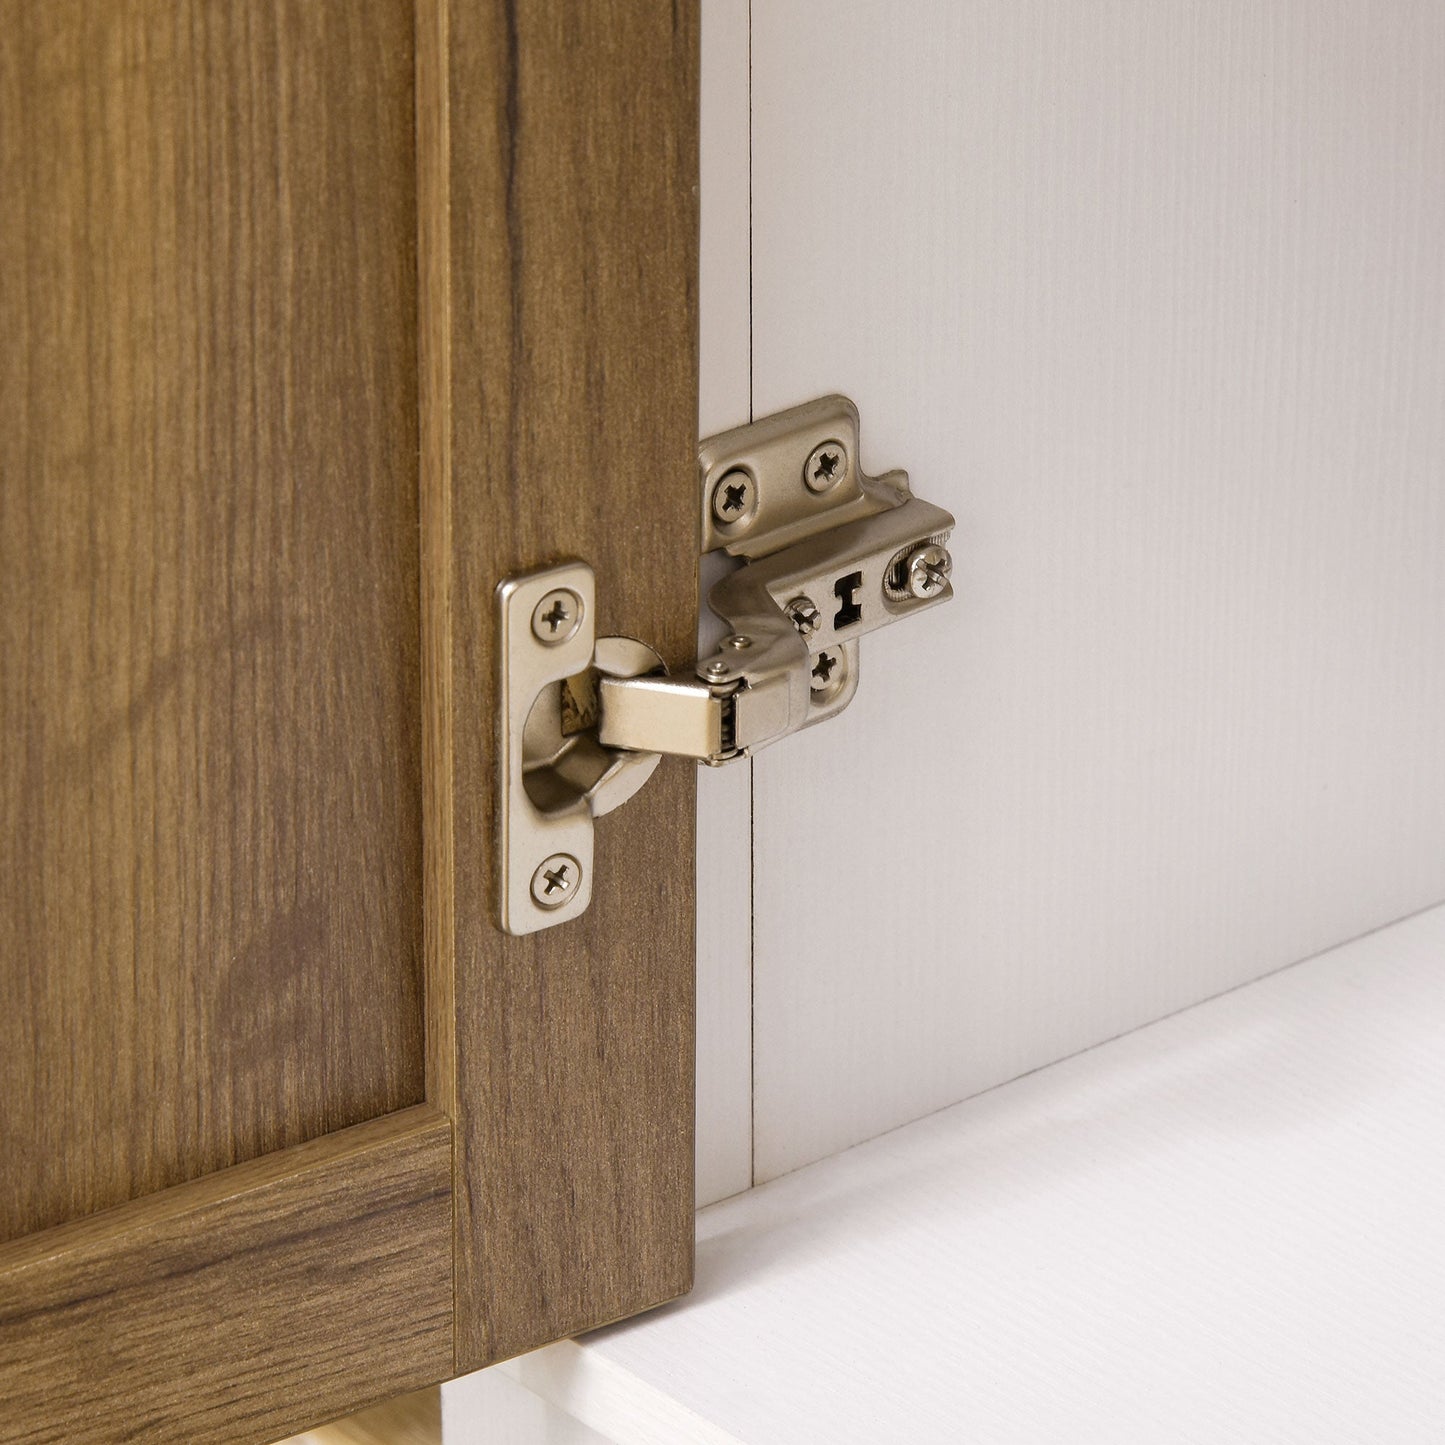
[530,853,581,910]
[530,587,584,645]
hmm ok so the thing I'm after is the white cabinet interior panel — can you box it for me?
[444,1365,615,1445]
[747,1,1445,1178]
[487,903,1445,1445]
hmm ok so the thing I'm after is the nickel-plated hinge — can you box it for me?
[497,395,955,933]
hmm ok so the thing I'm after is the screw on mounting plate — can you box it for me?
[809,647,846,703]
[711,469,756,526]
[803,440,848,494]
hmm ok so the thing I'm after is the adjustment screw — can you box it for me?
[531,588,583,646]
[906,544,953,599]
[803,440,848,494]
[810,647,845,699]
[786,596,821,638]
[531,853,581,910]
[711,469,756,526]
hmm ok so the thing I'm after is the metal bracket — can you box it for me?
[497,565,667,934]
[498,395,955,934]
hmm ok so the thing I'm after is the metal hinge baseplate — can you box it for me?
[497,395,955,933]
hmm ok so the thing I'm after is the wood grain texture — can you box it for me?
[0,1,425,1240]
[747,0,1445,1178]
[418,0,700,1369]
[0,1107,452,1445]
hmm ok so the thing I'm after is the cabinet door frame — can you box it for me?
[0,3,699,1441]
[418,0,699,1375]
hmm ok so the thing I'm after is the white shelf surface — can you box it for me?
[479,902,1445,1444]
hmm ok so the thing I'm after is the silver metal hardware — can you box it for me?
[809,647,847,704]
[710,469,756,529]
[906,544,952,599]
[498,563,667,934]
[786,596,821,637]
[531,853,582,909]
[497,395,955,933]
[803,439,848,494]
[531,587,584,646]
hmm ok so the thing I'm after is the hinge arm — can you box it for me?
[596,490,955,765]
[596,674,732,761]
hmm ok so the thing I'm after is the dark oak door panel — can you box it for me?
[0,0,425,1243]
[0,1109,451,1445]
[0,1,698,1438]
[419,0,699,1369]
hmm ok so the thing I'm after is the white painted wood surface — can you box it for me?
[747,0,1445,1178]
[476,903,1445,1445]
[443,1366,614,1445]
[695,0,754,1207]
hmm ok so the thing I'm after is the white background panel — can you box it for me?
[747,0,1445,1178]
[497,904,1445,1444]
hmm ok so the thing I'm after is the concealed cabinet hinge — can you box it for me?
[497,395,956,933]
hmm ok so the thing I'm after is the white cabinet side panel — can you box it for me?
[512,905,1445,1445]
[749,0,1445,1178]
[696,0,753,1207]
[443,1365,619,1445]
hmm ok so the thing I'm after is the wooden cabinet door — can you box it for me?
[0,4,698,1441]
